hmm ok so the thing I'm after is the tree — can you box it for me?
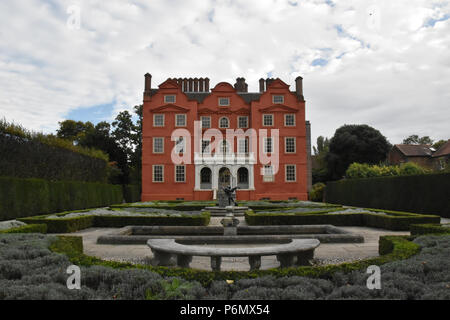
[326,124,391,180]
[312,136,330,183]
[402,135,433,145]
[56,120,93,142]
[432,139,447,150]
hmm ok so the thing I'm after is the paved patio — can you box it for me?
[60,216,416,271]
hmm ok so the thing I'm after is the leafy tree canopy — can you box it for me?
[326,124,391,180]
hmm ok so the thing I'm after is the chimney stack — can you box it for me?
[188,78,193,92]
[144,73,152,92]
[259,78,265,92]
[199,78,204,92]
[205,78,210,92]
[194,78,199,92]
[266,78,274,89]
[295,76,304,100]
[234,77,248,92]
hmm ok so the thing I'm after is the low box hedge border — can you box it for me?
[245,208,440,231]
[49,234,420,287]
[410,223,450,236]
[0,223,47,234]
[18,211,211,233]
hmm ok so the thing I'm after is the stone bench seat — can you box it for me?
[147,238,320,271]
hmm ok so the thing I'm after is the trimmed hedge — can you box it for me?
[0,176,123,221]
[123,185,141,203]
[325,172,450,218]
[19,211,211,233]
[0,223,47,234]
[245,208,440,231]
[410,223,450,236]
[49,235,420,287]
[0,130,108,182]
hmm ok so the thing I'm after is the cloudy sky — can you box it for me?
[0,0,449,147]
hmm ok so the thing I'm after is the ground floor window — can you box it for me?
[153,165,164,182]
[263,165,274,182]
[175,165,185,182]
[286,165,296,182]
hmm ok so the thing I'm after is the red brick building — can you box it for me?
[141,74,311,201]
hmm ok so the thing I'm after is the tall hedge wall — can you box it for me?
[325,173,450,218]
[0,176,123,221]
[0,132,108,182]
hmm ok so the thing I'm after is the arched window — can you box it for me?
[200,167,212,189]
[237,167,249,189]
[219,117,229,128]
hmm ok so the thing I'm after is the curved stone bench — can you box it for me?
[147,239,320,271]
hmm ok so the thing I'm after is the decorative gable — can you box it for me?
[259,104,298,113]
[150,104,190,113]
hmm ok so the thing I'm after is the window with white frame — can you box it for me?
[218,97,230,106]
[263,165,274,182]
[238,116,248,128]
[175,165,185,182]
[164,95,176,103]
[263,114,273,126]
[285,137,296,153]
[153,165,164,182]
[286,165,296,182]
[219,117,229,128]
[175,114,186,126]
[153,137,164,153]
[273,95,284,104]
[175,137,185,153]
[201,116,211,129]
[201,139,210,154]
[153,114,164,127]
[285,114,295,126]
[238,138,249,154]
[220,140,230,154]
[264,137,273,153]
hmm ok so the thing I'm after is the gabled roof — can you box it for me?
[394,144,433,157]
[433,140,450,157]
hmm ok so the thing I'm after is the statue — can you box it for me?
[223,186,239,206]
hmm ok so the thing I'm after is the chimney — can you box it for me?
[266,78,274,89]
[259,78,265,92]
[204,78,210,92]
[144,73,152,92]
[194,78,199,92]
[234,78,248,92]
[183,78,188,92]
[199,78,204,92]
[177,78,183,89]
[188,78,193,92]
[295,76,304,100]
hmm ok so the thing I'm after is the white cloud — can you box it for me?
[0,0,448,145]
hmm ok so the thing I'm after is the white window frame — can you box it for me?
[285,114,295,127]
[152,165,164,182]
[175,114,186,127]
[164,95,176,103]
[201,116,211,129]
[175,137,185,153]
[238,116,248,128]
[175,165,186,182]
[285,137,296,154]
[201,139,211,154]
[153,114,165,127]
[218,97,230,106]
[263,114,273,127]
[219,117,229,128]
[153,137,164,154]
[238,138,249,154]
[219,140,231,154]
[263,165,274,182]
[285,164,296,182]
[263,137,273,154]
[273,95,284,104]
